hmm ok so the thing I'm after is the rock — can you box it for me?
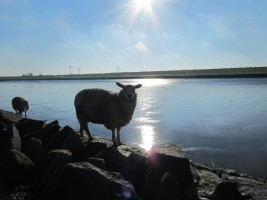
[221,173,267,200]
[15,118,45,151]
[0,125,21,155]
[0,109,22,125]
[86,157,109,171]
[96,146,129,171]
[92,135,115,148]
[25,138,43,163]
[15,118,45,137]
[196,169,222,198]
[53,126,84,161]
[155,172,185,200]
[0,121,6,130]
[212,182,244,200]
[29,149,72,200]
[96,145,149,197]
[147,147,200,200]
[83,141,107,160]
[156,143,187,157]
[59,162,140,200]
[141,165,165,200]
[119,151,149,195]
[0,149,35,185]
[38,149,72,176]
[37,122,60,151]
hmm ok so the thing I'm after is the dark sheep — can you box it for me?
[74,82,142,146]
[11,97,29,118]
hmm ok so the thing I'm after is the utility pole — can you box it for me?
[78,67,81,74]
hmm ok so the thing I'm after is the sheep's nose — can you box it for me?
[128,94,132,99]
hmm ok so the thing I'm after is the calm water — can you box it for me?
[1,78,267,177]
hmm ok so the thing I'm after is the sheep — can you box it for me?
[11,97,29,118]
[74,82,142,146]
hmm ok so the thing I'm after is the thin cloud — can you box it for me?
[135,41,148,51]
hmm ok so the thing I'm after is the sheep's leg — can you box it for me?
[116,128,122,146]
[79,124,84,137]
[25,112,27,118]
[83,123,93,141]
[111,128,117,146]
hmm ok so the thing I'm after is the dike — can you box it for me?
[0,109,266,200]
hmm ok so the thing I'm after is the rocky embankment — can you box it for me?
[0,109,266,200]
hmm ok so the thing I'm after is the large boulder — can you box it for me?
[29,149,72,200]
[119,151,149,195]
[15,118,45,137]
[59,162,140,200]
[52,126,84,161]
[212,182,244,200]
[0,109,22,125]
[15,118,45,151]
[0,149,35,185]
[96,146,129,171]
[82,141,107,160]
[25,137,43,163]
[0,125,21,155]
[221,172,267,200]
[97,144,150,196]
[155,172,185,200]
[38,121,60,147]
[147,146,200,200]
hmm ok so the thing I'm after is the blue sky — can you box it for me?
[0,0,267,76]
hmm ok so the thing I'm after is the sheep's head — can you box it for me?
[116,82,142,101]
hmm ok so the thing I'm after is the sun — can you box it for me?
[117,0,159,29]
[134,0,155,12]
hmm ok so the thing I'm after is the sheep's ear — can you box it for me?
[135,84,142,89]
[116,82,125,89]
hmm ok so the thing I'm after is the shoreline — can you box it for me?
[1,66,267,81]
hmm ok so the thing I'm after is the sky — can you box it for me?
[0,0,267,76]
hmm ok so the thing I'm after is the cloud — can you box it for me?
[135,41,148,51]
[198,13,236,40]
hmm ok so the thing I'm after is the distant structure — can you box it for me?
[22,73,33,77]
[69,66,73,75]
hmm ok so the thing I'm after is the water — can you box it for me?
[1,78,267,177]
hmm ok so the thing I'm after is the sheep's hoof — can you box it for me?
[112,142,122,147]
[112,143,118,147]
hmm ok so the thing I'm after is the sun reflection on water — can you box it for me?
[131,79,172,151]
[138,78,170,87]
[139,125,155,151]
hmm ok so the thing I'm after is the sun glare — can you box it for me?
[137,78,170,87]
[140,125,155,151]
[134,0,154,12]
[119,0,159,29]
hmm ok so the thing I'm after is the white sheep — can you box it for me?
[11,97,29,118]
[74,82,142,146]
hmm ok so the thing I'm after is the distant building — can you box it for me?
[22,73,33,77]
